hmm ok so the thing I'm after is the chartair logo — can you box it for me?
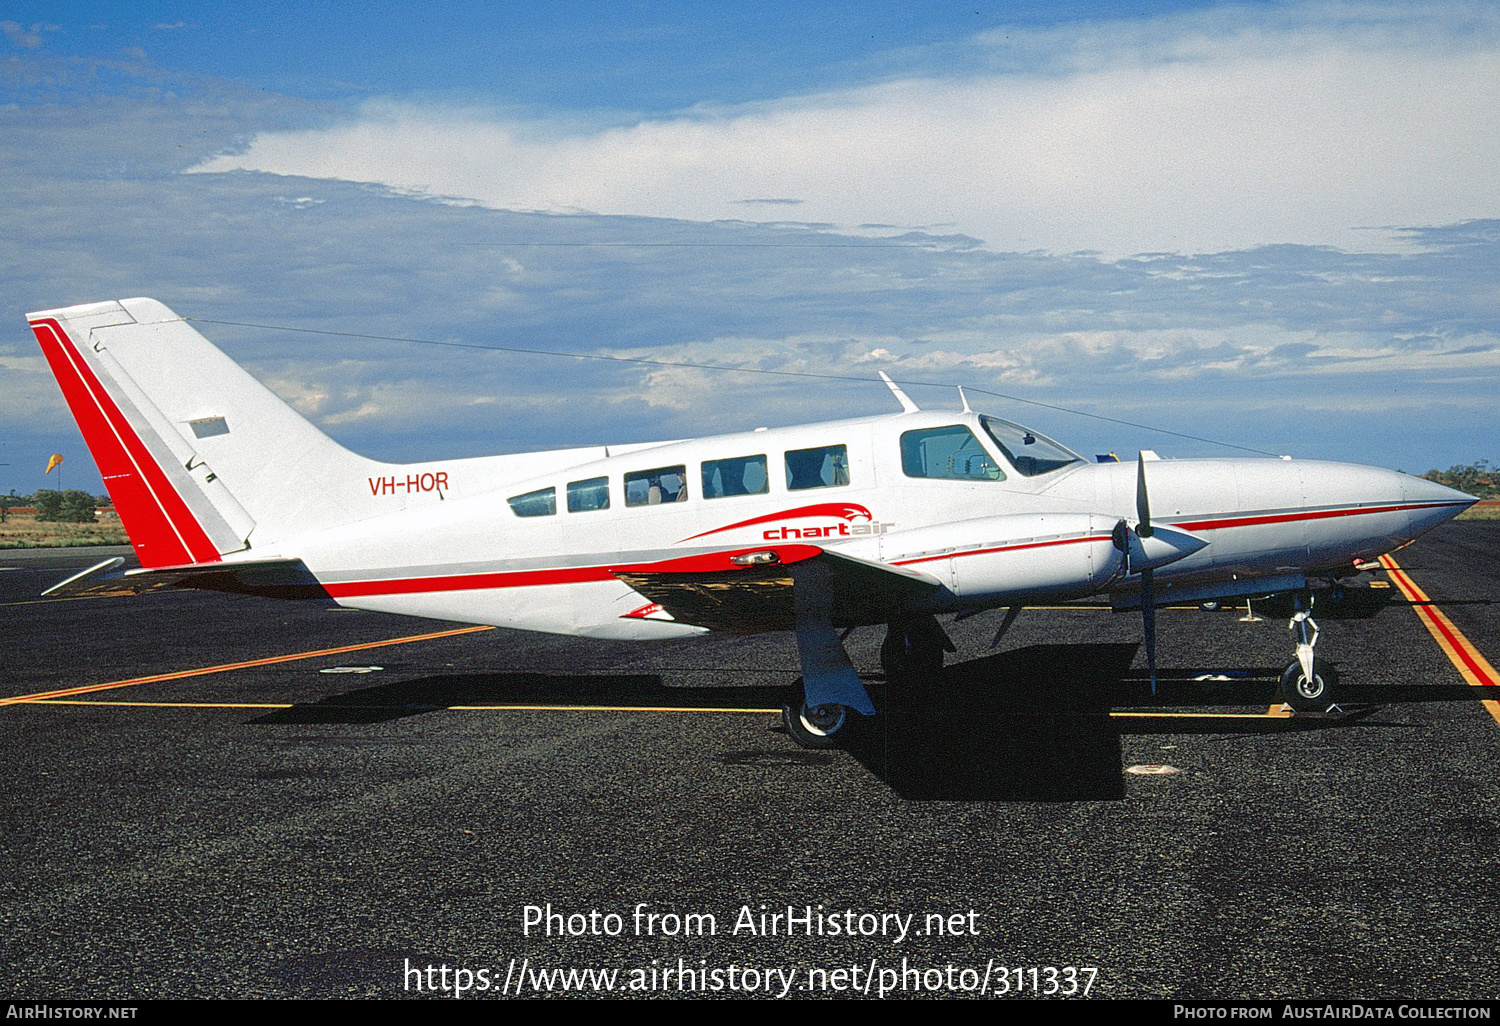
[680,503,892,543]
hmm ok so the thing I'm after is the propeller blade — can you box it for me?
[1141,566,1157,694]
[1136,454,1154,538]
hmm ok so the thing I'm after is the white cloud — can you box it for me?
[190,2,1500,257]
[4,49,1498,484]
[1,21,50,50]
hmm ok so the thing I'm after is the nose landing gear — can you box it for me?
[1280,592,1340,713]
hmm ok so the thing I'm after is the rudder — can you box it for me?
[29,298,381,567]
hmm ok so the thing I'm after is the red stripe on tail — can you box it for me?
[30,317,220,568]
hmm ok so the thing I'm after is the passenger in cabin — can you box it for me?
[626,466,689,507]
[703,455,769,499]
[785,444,849,490]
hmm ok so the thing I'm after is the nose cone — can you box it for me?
[1402,473,1478,535]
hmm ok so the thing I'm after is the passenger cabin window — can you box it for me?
[901,425,1005,482]
[979,416,1083,477]
[508,486,556,517]
[567,476,610,512]
[702,455,768,499]
[785,444,850,491]
[625,465,689,507]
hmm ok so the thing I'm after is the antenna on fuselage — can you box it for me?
[878,371,920,414]
[958,386,972,413]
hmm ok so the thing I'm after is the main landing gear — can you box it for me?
[879,615,952,682]
[1279,591,1340,713]
[782,615,953,749]
[781,702,850,749]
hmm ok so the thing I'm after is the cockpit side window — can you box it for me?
[508,487,557,517]
[900,425,1006,481]
[785,444,850,490]
[979,416,1083,477]
[567,476,610,512]
[625,465,689,507]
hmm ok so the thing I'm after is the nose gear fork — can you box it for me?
[1279,590,1340,713]
[1290,592,1319,686]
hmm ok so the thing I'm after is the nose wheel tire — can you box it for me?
[783,703,852,749]
[1280,657,1339,713]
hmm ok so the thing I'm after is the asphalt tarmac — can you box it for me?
[1,523,1496,1001]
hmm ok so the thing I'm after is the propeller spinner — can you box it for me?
[1111,455,1210,694]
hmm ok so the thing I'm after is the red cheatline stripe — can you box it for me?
[0,625,493,706]
[30,318,220,568]
[893,534,1108,568]
[323,544,826,599]
[325,564,616,598]
[1176,502,1466,533]
[323,537,1106,598]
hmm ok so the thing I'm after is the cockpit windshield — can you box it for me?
[979,416,1084,477]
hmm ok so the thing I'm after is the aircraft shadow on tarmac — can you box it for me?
[1210,587,1395,620]
[247,672,795,726]
[835,642,1327,801]
[247,641,1476,802]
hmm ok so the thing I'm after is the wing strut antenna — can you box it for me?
[878,371,920,414]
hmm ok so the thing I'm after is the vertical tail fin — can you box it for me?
[29,298,381,567]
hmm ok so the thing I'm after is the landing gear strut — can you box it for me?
[880,615,951,681]
[1280,591,1340,712]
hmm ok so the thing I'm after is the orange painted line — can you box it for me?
[1381,554,1500,727]
[0,625,494,706]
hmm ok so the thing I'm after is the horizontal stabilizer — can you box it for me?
[43,556,328,601]
[613,546,940,633]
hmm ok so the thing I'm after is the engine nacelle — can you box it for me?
[831,512,1127,605]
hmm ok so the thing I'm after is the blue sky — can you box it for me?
[2,1,1497,495]
[2,2,1241,106]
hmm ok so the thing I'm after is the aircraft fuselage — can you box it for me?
[269,409,1471,638]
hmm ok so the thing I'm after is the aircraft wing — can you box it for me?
[43,555,329,600]
[612,545,942,633]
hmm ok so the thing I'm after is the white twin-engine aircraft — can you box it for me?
[30,298,1476,746]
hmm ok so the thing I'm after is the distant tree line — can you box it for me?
[1422,461,1499,499]
[0,490,113,523]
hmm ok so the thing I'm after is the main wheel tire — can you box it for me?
[783,703,850,749]
[1280,657,1340,713]
[880,626,945,681]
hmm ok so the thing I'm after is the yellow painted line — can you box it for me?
[23,698,1293,721]
[1381,554,1500,728]
[1108,711,1290,720]
[0,595,133,607]
[449,704,781,713]
[0,625,494,706]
